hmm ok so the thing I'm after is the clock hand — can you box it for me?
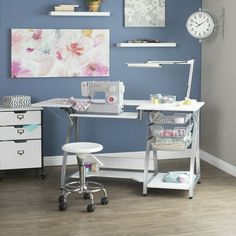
[197,20,207,27]
[194,21,201,26]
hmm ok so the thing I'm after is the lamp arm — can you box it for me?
[186,59,195,99]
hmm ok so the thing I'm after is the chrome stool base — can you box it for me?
[59,143,108,212]
[59,180,109,212]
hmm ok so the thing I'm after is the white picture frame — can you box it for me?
[124,0,166,27]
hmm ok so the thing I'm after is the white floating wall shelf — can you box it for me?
[126,63,162,68]
[117,43,176,48]
[49,11,110,16]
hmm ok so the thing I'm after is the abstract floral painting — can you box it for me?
[125,0,165,27]
[11,29,109,78]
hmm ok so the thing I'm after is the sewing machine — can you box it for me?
[81,81,125,114]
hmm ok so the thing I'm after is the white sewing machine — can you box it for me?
[81,81,125,114]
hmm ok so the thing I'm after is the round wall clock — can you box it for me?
[186,9,215,42]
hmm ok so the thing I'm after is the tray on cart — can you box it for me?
[150,123,193,139]
[151,137,192,151]
[149,112,192,124]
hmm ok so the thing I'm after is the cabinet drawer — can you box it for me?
[0,140,41,170]
[0,125,41,141]
[0,111,41,126]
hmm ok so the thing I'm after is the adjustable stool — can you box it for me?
[58,142,109,212]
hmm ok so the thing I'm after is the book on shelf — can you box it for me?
[127,39,161,43]
[54,4,79,12]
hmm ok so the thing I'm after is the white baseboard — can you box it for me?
[200,150,236,177]
[44,150,236,177]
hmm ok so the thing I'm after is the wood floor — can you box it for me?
[0,160,236,236]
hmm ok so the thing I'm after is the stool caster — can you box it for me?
[83,193,91,200]
[101,197,109,205]
[58,195,64,202]
[87,204,95,212]
[58,195,67,211]
[40,172,46,180]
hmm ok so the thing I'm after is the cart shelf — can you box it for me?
[147,173,199,190]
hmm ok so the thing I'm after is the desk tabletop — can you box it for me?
[32,98,150,108]
[137,102,205,112]
[71,112,138,119]
[32,98,204,112]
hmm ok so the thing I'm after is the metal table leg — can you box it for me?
[195,111,201,183]
[143,140,151,195]
[60,109,75,189]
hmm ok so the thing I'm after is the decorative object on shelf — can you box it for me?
[49,11,110,16]
[11,29,109,78]
[127,39,160,43]
[85,0,102,12]
[186,8,215,43]
[54,4,79,12]
[124,0,165,27]
[163,171,190,183]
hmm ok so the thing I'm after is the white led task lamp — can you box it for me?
[126,59,195,99]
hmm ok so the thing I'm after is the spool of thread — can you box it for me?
[91,163,99,172]
[85,162,92,172]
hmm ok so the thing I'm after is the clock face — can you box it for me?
[186,11,215,40]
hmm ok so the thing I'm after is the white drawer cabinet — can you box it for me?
[0,107,44,176]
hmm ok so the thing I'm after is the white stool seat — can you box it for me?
[62,142,103,155]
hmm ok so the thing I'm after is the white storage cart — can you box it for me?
[137,102,204,199]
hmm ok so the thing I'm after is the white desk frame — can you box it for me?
[137,102,204,198]
[33,99,204,198]
[32,98,150,187]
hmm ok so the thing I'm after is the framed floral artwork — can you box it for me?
[11,29,110,78]
[124,0,165,27]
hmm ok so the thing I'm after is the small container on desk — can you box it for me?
[150,94,176,105]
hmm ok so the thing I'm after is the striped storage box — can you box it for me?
[0,95,31,108]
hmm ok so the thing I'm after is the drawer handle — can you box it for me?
[17,150,24,156]
[17,129,25,135]
[17,114,25,120]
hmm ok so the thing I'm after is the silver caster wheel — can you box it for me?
[87,204,95,212]
[101,197,109,205]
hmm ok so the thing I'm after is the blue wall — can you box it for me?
[0,0,201,155]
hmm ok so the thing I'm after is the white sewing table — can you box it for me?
[33,99,204,198]
[32,98,151,185]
